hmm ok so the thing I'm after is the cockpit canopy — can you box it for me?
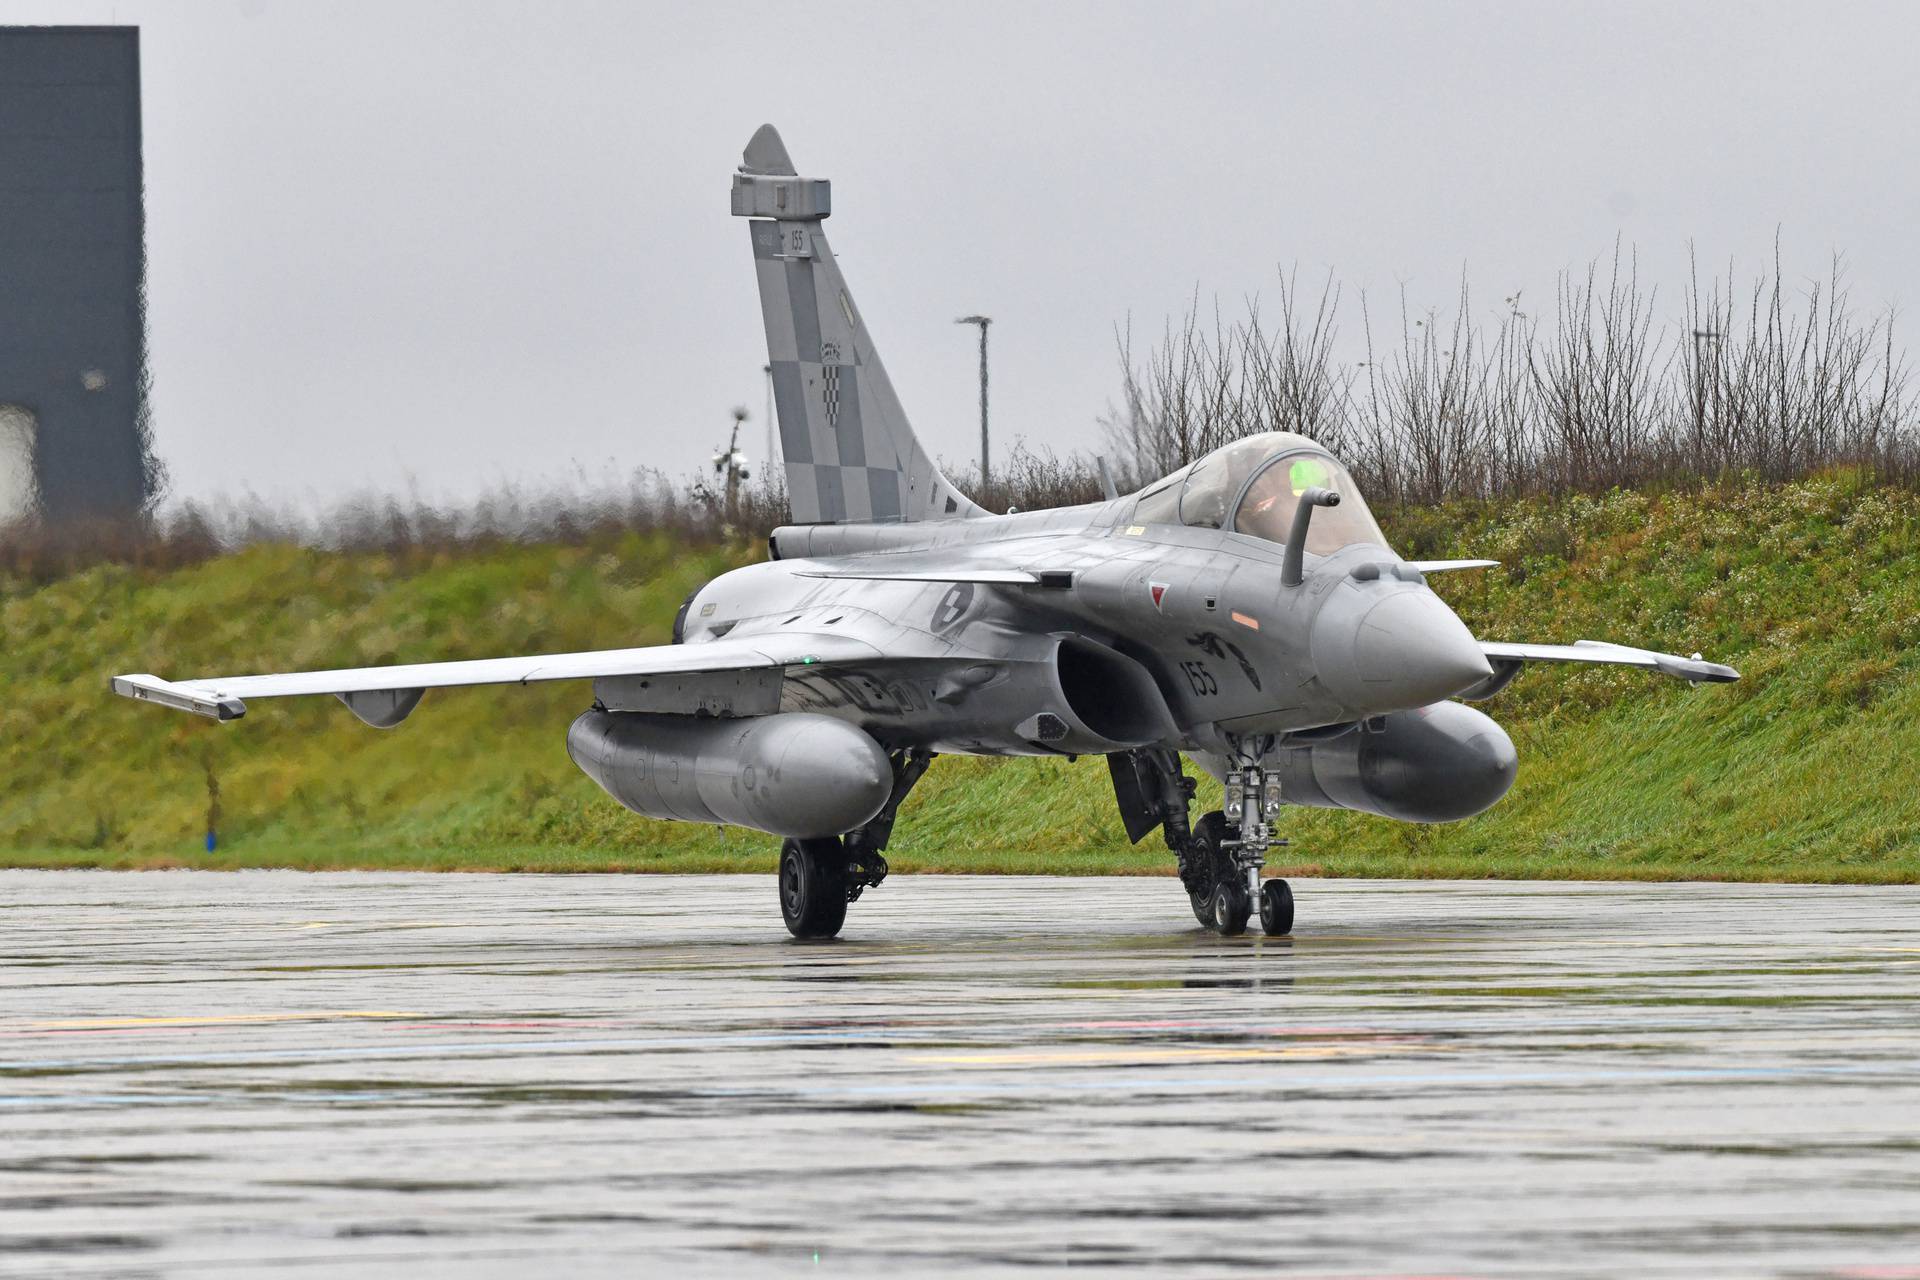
[1127,432,1389,555]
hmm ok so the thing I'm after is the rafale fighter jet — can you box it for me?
[114,125,1738,939]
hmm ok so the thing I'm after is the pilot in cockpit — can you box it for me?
[1129,432,1389,555]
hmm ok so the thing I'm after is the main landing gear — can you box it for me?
[779,837,849,938]
[778,748,933,939]
[1113,745,1295,937]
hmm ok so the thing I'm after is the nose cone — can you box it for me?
[1314,587,1494,711]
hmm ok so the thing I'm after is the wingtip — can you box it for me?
[112,673,247,721]
[1653,655,1741,684]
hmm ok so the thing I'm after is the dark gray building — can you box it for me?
[0,25,154,526]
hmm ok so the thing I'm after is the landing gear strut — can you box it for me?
[777,748,933,939]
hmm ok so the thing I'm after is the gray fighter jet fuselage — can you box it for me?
[114,125,1737,939]
[709,483,1497,762]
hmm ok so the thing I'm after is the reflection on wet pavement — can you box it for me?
[2,871,1918,1277]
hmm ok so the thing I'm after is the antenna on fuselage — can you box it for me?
[1094,454,1120,501]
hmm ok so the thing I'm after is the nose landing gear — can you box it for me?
[1113,745,1296,937]
[1220,753,1295,937]
[1188,797,1292,936]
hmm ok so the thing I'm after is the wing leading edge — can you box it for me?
[1479,640,1739,684]
[111,632,884,722]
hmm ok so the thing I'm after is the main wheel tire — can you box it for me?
[779,837,849,939]
[1259,878,1295,936]
[1211,880,1251,936]
[1186,811,1229,926]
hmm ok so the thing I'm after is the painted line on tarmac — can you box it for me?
[709,1062,1920,1099]
[0,1027,941,1071]
[9,1011,421,1032]
[0,1089,416,1109]
[0,1063,1910,1112]
[0,1023,1416,1070]
[0,1026,1421,1071]
[910,1045,1418,1066]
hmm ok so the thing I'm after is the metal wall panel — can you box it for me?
[0,26,151,522]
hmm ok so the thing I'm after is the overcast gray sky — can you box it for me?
[8,0,1919,508]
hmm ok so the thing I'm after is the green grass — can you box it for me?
[4,474,1919,881]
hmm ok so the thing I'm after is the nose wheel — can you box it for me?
[1258,878,1294,936]
[1210,879,1251,935]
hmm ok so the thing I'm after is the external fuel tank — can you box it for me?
[566,710,892,838]
[1268,701,1518,823]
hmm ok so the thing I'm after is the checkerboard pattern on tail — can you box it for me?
[734,124,980,525]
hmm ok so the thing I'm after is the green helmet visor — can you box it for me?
[1288,456,1332,495]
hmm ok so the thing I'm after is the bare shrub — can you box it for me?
[0,453,1113,585]
[1106,244,1917,505]
[0,470,777,585]
[1102,273,1353,491]
[972,444,1107,514]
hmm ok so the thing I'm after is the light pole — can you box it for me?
[956,315,990,493]
[1691,328,1723,444]
[762,363,775,477]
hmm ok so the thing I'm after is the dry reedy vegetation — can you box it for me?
[0,470,790,586]
[1102,243,1916,504]
[0,451,1111,587]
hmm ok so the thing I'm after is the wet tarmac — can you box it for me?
[2,871,1918,1278]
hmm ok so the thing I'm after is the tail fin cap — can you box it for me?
[732,123,830,220]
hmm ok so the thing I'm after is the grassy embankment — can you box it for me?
[3,474,1917,881]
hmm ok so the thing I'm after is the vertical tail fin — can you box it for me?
[732,125,980,524]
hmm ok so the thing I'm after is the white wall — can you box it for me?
[0,405,37,525]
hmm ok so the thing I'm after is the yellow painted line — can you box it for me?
[18,1010,421,1030]
[908,1044,1419,1068]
